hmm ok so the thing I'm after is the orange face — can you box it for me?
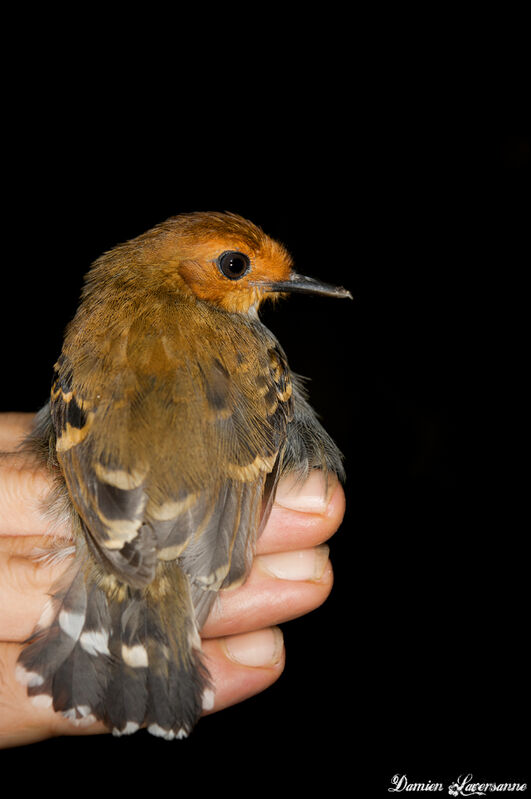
[176,227,293,313]
[179,238,291,313]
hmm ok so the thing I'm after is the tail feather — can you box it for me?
[106,597,149,735]
[17,562,211,738]
[145,646,185,738]
[17,565,87,705]
[52,642,108,725]
[143,566,211,738]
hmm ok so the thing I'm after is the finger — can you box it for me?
[256,471,346,555]
[0,452,70,538]
[0,413,35,452]
[0,548,73,642]
[201,627,285,714]
[0,534,56,556]
[202,545,333,638]
[1,540,332,647]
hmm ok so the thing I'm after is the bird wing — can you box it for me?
[50,311,293,614]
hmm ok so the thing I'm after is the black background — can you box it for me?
[1,64,528,792]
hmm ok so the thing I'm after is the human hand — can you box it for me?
[0,412,345,748]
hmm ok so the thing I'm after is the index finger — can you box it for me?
[0,414,71,539]
[0,413,36,452]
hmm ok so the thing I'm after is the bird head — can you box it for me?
[165,212,351,314]
[86,211,351,315]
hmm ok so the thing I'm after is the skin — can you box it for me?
[0,413,345,748]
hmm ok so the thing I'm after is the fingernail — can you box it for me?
[224,628,284,667]
[257,545,330,582]
[275,471,335,513]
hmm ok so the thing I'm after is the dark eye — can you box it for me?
[217,250,250,280]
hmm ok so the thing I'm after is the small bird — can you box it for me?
[17,211,351,739]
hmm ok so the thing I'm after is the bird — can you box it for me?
[16,211,351,739]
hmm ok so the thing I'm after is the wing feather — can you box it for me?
[50,313,294,607]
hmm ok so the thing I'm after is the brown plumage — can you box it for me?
[17,211,351,739]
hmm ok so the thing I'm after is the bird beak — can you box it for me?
[258,273,353,299]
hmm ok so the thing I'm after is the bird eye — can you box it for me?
[217,251,250,281]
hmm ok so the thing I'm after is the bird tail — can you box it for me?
[17,559,212,739]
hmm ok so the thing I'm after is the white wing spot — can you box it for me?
[58,609,85,640]
[94,463,147,489]
[31,694,53,708]
[202,688,215,711]
[147,493,197,521]
[121,643,149,668]
[148,724,176,740]
[80,629,110,657]
[63,706,97,727]
[112,721,140,736]
[15,665,44,687]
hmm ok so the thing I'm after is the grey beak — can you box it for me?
[260,273,352,299]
